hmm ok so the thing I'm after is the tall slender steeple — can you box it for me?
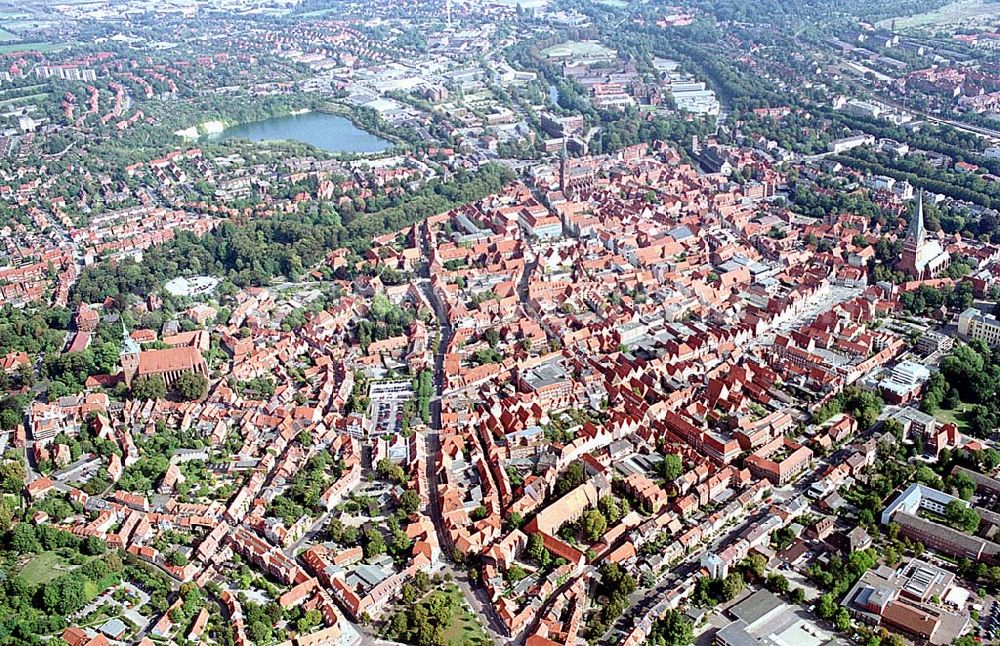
[560,136,568,192]
[897,189,950,280]
[908,189,925,246]
[120,318,140,387]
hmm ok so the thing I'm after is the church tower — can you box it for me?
[896,190,949,280]
[120,319,141,387]
[898,190,925,279]
[904,189,926,252]
[559,135,568,193]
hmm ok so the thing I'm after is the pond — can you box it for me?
[207,111,392,154]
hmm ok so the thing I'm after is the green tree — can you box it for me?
[376,458,407,485]
[766,573,790,594]
[581,509,608,542]
[742,553,768,581]
[167,550,189,567]
[174,372,208,401]
[943,500,981,533]
[526,532,546,563]
[296,609,322,633]
[833,607,851,632]
[0,459,26,493]
[83,535,107,556]
[647,608,693,646]
[399,489,421,515]
[659,453,684,481]
[131,374,166,400]
[816,593,836,619]
[362,526,386,559]
[721,571,745,601]
[949,471,977,501]
[506,564,528,583]
[9,523,40,553]
[248,621,273,645]
[554,461,586,497]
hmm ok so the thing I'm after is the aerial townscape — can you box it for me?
[5,1,1000,646]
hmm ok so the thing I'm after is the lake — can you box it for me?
[208,111,392,154]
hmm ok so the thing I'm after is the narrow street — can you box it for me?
[601,404,897,643]
[418,230,509,645]
[284,510,331,558]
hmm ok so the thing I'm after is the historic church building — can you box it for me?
[120,323,208,388]
[896,191,950,280]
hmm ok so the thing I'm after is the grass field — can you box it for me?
[0,28,18,42]
[0,41,66,54]
[297,7,338,17]
[0,92,50,107]
[383,583,490,646]
[934,403,972,431]
[491,0,549,7]
[878,0,1000,29]
[439,585,490,646]
[19,551,72,586]
[541,40,616,60]
[0,83,45,97]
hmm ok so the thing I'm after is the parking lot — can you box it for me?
[978,597,1000,640]
[368,380,415,436]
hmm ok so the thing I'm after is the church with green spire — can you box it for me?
[896,191,950,280]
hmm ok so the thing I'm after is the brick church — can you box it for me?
[120,322,208,388]
[896,191,950,280]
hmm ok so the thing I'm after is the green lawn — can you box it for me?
[381,582,490,646]
[297,7,339,16]
[0,92,49,107]
[541,40,616,60]
[0,41,66,54]
[19,551,70,585]
[934,404,972,432]
[878,0,1000,28]
[439,585,490,646]
[0,83,45,95]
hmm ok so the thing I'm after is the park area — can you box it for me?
[878,0,1000,29]
[935,403,973,433]
[0,41,64,54]
[439,585,490,645]
[382,578,490,646]
[19,550,75,586]
[541,40,617,62]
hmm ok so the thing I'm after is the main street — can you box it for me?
[418,230,509,645]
